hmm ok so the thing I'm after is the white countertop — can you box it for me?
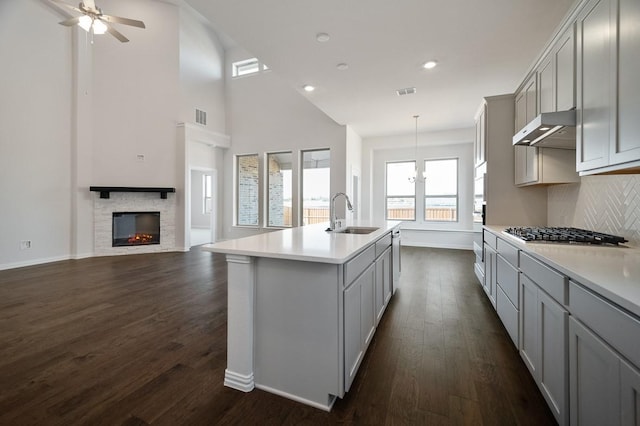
[485,226,640,317]
[202,221,401,264]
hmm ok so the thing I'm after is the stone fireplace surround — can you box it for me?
[93,189,177,256]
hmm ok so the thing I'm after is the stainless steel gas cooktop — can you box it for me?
[504,227,628,246]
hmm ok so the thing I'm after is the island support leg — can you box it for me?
[223,254,256,392]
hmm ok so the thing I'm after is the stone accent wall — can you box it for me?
[548,174,640,247]
[94,192,177,255]
[237,155,259,226]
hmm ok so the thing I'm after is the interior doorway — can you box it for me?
[189,168,216,247]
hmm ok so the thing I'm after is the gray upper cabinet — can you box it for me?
[577,0,640,174]
[555,25,576,112]
[474,102,487,167]
[514,39,579,187]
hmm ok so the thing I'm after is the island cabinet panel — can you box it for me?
[375,246,392,323]
[254,258,342,406]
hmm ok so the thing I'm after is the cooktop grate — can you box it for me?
[504,227,628,245]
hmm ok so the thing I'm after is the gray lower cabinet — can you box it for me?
[621,360,640,425]
[569,280,640,425]
[344,263,375,392]
[483,243,497,309]
[519,272,569,425]
[569,317,621,426]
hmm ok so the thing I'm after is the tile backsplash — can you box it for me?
[548,175,640,247]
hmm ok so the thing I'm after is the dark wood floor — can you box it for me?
[0,246,556,425]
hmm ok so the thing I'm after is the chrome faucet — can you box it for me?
[329,192,353,231]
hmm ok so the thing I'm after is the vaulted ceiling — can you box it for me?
[187,0,577,138]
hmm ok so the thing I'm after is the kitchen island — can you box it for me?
[202,221,401,410]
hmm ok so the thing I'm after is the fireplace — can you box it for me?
[112,212,160,247]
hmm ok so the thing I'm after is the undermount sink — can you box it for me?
[335,226,379,235]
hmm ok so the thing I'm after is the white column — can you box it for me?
[224,254,256,391]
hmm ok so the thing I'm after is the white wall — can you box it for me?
[362,127,476,249]
[223,47,347,239]
[346,125,363,220]
[179,6,226,133]
[0,0,227,269]
[0,0,73,269]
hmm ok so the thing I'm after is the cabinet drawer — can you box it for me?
[497,238,518,267]
[484,230,497,250]
[375,233,392,258]
[344,245,375,286]
[569,281,640,368]
[520,252,567,305]
[497,286,519,347]
[497,254,519,307]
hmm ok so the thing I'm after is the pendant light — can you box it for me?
[408,115,427,183]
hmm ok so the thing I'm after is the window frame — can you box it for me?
[385,160,417,221]
[266,151,293,228]
[203,174,213,215]
[423,157,459,222]
[300,148,331,226]
[235,153,260,227]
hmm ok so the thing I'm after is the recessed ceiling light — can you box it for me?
[316,33,330,42]
[336,63,349,71]
[423,60,438,69]
[303,85,315,92]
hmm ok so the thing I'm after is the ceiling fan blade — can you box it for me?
[82,0,97,11]
[49,0,82,14]
[101,14,146,29]
[59,16,82,27]
[104,23,130,43]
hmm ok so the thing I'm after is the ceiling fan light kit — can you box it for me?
[51,0,145,43]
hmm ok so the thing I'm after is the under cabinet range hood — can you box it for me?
[512,110,576,149]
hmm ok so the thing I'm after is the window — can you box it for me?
[231,58,269,77]
[267,152,293,227]
[203,174,213,214]
[232,58,260,77]
[301,149,330,225]
[424,158,458,222]
[386,161,416,220]
[236,154,259,226]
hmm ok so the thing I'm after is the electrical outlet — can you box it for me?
[20,240,31,250]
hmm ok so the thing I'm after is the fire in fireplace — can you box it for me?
[112,212,160,247]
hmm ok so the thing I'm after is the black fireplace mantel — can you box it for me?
[90,186,176,199]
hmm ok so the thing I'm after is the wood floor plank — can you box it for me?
[0,246,557,425]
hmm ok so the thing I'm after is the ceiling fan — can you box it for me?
[51,0,145,43]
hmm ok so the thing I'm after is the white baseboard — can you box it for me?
[0,255,72,271]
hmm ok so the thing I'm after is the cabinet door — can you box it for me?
[515,146,539,185]
[520,274,538,376]
[612,0,640,166]
[538,290,568,425]
[621,359,640,426]
[483,243,497,309]
[361,266,375,348]
[569,317,621,426]
[344,276,362,391]
[475,104,487,166]
[538,55,553,114]
[383,248,392,305]
[555,25,576,111]
[375,255,385,322]
[515,90,527,133]
[524,75,538,123]
[576,0,614,171]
